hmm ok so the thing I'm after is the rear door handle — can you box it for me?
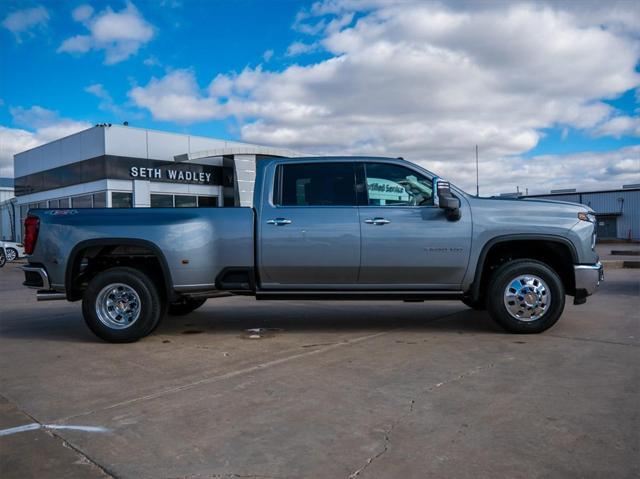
[365,217,391,225]
[267,218,292,226]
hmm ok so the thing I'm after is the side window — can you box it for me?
[364,163,434,206]
[279,163,356,206]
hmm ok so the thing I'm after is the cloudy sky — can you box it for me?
[1,0,638,195]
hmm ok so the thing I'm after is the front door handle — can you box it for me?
[365,217,391,225]
[267,218,292,226]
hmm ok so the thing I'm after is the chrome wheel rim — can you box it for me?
[95,283,141,330]
[5,249,17,261]
[503,274,551,322]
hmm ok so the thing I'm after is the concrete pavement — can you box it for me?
[1,262,638,478]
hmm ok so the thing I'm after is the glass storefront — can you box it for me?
[151,194,217,208]
[112,192,133,208]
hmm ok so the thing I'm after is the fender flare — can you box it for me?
[65,238,174,301]
[470,234,578,301]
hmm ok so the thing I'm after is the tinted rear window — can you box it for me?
[279,163,356,206]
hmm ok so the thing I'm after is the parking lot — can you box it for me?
[0,261,638,478]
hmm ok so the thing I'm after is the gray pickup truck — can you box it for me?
[21,156,603,342]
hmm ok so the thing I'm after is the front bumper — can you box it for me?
[573,261,604,304]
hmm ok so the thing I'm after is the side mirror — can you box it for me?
[436,181,461,221]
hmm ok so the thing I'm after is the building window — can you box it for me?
[93,192,107,208]
[175,195,197,207]
[151,194,174,208]
[48,199,59,208]
[112,192,132,208]
[198,196,217,207]
[71,194,92,208]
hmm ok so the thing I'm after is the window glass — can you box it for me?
[59,198,70,208]
[93,192,106,208]
[364,163,433,206]
[198,196,217,207]
[48,199,59,208]
[37,201,48,209]
[280,163,356,206]
[151,194,174,208]
[71,195,92,208]
[175,195,197,207]
[112,192,132,208]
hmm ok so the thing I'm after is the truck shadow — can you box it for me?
[156,301,503,337]
[0,302,502,343]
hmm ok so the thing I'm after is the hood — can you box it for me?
[480,195,591,212]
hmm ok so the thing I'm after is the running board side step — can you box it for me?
[255,291,464,301]
[36,290,67,301]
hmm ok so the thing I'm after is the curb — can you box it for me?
[602,260,624,270]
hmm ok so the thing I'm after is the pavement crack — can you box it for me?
[346,359,503,479]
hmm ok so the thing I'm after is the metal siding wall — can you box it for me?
[531,191,640,240]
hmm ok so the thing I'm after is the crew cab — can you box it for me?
[21,156,603,342]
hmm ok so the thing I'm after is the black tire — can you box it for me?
[5,247,18,262]
[82,267,165,343]
[0,250,5,268]
[486,259,565,334]
[168,298,207,316]
[462,296,486,310]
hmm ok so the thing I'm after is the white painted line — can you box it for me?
[0,423,41,436]
[0,423,109,437]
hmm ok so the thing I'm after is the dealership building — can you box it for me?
[3,124,300,242]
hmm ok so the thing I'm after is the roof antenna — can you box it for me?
[475,145,480,197]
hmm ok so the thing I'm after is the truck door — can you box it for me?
[358,161,472,288]
[258,161,361,288]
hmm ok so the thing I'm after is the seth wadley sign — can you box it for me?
[130,166,213,183]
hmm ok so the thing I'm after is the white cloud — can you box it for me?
[0,107,90,177]
[594,116,640,139]
[72,4,94,22]
[129,1,640,193]
[286,41,320,56]
[262,49,274,62]
[432,146,640,196]
[58,2,154,64]
[129,70,224,122]
[2,5,49,42]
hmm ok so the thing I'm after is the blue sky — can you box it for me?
[1,0,638,194]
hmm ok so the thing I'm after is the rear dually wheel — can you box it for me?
[82,267,165,343]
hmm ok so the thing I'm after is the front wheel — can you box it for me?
[486,259,565,334]
[82,267,165,343]
[5,247,18,262]
[0,250,5,268]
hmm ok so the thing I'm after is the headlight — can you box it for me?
[578,212,596,223]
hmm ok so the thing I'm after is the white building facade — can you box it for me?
[10,125,300,242]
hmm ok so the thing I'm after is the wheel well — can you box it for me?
[66,242,172,301]
[474,240,576,299]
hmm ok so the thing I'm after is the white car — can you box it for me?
[1,241,25,262]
